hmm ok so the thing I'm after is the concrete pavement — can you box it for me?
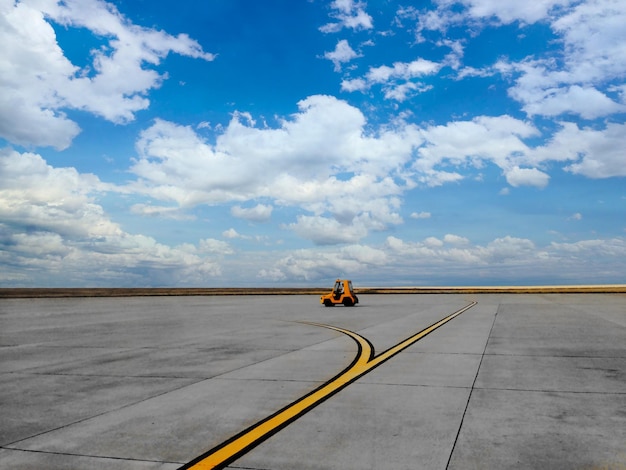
[1,294,624,469]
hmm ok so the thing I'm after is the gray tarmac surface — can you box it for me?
[1,293,625,469]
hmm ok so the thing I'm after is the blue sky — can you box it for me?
[1,0,625,287]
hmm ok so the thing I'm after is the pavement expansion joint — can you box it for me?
[446,299,498,469]
[21,371,206,379]
[485,352,625,358]
[3,378,207,448]
[2,447,183,465]
[475,386,626,395]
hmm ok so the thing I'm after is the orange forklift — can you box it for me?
[320,279,359,307]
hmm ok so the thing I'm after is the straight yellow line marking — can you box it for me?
[180,301,476,470]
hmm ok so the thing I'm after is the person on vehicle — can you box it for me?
[333,280,343,299]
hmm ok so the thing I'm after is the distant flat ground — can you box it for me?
[1,293,625,469]
[1,284,626,297]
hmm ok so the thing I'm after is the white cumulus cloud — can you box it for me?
[324,39,361,71]
[0,0,214,149]
[129,95,421,244]
[320,0,373,33]
[505,166,550,188]
[0,148,228,286]
[343,57,442,101]
[231,204,273,222]
[530,122,626,178]
[459,0,576,24]
[501,0,626,119]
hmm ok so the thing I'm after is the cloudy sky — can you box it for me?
[1,0,625,287]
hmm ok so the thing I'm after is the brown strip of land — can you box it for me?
[1,285,625,298]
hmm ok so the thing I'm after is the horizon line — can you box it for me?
[1,285,625,298]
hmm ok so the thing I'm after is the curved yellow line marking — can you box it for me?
[180,301,476,469]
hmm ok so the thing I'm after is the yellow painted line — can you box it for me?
[180,301,476,469]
